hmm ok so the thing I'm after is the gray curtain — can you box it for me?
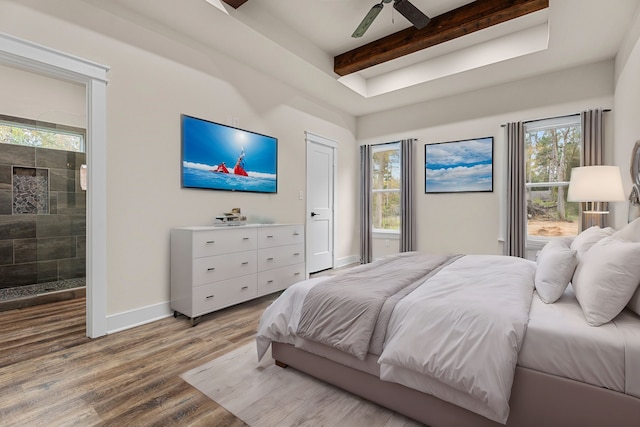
[505,122,526,258]
[581,109,606,229]
[360,145,372,264]
[400,139,416,252]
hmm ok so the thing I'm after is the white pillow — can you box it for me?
[573,236,640,326]
[614,217,640,242]
[570,226,615,260]
[535,238,577,304]
[614,218,640,316]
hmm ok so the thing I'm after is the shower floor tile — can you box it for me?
[0,278,85,301]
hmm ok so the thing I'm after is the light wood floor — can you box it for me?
[0,294,279,426]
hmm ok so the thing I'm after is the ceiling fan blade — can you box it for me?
[393,0,430,30]
[352,3,384,38]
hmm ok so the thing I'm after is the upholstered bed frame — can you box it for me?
[272,342,640,427]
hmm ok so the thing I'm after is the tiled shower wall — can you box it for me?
[0,144,85,290]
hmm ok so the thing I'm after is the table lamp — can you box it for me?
[567,165,625,227]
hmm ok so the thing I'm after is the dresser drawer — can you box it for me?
[257,225,304,248]
[192,251,257,286]
[192,275,257,316]
[258,244,304,271]
[192,228,257,258]
[257,263,305,296]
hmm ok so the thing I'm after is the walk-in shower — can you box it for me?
[0,115,86,310]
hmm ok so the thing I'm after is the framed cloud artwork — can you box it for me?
[424,137,493,193]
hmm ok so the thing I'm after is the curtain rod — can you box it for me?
[500,109,612,127]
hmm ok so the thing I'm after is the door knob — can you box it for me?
[310,212,318,217]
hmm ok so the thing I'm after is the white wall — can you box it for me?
[372,236,399,260]
[359,61,615,257]
[614,5,640,226]
[0,1,359,321]
[0,64,85,127]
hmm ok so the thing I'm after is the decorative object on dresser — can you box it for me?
[214,207,247,226]
[170,224,305,326]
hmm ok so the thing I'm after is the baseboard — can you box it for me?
[106,301,173,334]
[335,254,359,269]
[107,256,359,334]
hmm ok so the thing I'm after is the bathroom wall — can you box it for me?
[0,143,86,291]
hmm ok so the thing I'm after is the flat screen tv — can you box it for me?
[181,114,278,193]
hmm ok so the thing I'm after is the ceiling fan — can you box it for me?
[352,0,431,38]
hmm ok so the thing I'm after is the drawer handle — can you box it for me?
[243,237,250,240]
[206,240,215,244]
[241,261,249,265]
[293,232,300,236]
[207,267,216,271]
[206,295,215,299]
[267,235,274,238]
[267,257,274,261]
[293,252,300,256]
[294,272,301,276]
[241,286,249,290]
[267,280,274,283]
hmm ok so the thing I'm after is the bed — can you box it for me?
[256,222,640,427]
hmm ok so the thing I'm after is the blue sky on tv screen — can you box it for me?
[182,115,277,175]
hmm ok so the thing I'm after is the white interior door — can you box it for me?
[306,133,336,273]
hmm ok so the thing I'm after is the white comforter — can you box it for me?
[256,255,536,424]
[378,255,535,423]
[256,277,330,360]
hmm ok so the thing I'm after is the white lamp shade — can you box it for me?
[567,166,625,202]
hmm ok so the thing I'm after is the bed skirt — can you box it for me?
[272,342,640,427]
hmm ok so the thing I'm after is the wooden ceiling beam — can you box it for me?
[222,0,248,9]
[334,0,549,76]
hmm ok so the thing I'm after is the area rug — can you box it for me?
[180,342,422,426]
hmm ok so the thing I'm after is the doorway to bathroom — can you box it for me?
[0,67,87,312]
[0,32,109,338]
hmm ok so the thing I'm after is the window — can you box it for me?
[524,115,581,239]
[372,142,400,234]
[0,115,85,153]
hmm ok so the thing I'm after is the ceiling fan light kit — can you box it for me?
[352,0,430,38]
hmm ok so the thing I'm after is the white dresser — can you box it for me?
[170,224,305,325]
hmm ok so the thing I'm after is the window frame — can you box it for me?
[371,142,401,236]
[524,114,581,245]
[0,114,86,153]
